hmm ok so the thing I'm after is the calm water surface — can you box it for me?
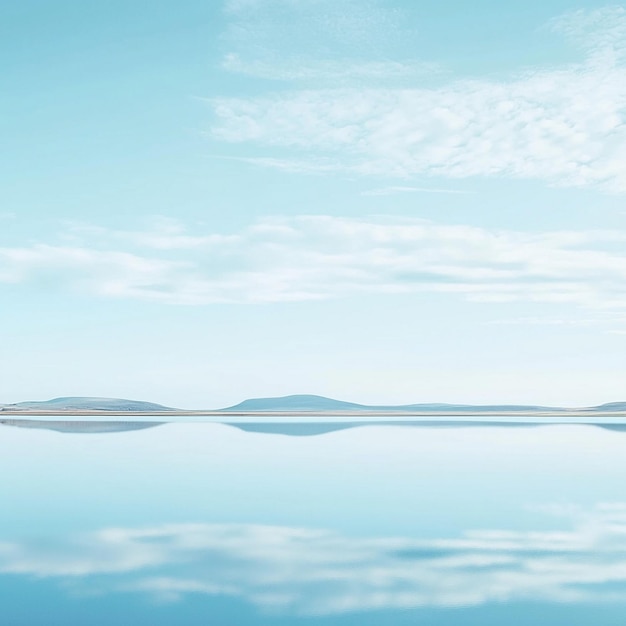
[2,418,626,625]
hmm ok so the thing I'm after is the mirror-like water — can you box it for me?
[2,419,626,625]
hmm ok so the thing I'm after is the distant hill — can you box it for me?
[221,394,554,412]
[223,395,366,412]
[4,397,175,412]
[4,394,626,414]
[590,402,626,412]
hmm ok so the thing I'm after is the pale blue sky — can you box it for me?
[3,0,626,408]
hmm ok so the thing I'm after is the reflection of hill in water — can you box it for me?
[231,423,358,436]
[3,419,626,437]
[0,419,163,434]
[229,421,540,437]
[596,424,626,432]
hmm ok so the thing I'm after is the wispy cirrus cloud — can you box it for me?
[212,7,626,192]
[361,185,472,196]
[222,54,438,82]
[3,216,626,309]
[4,504,626,614]
[551,6,626,63]
[220,0,435,84]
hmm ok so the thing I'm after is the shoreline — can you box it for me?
[3,409,626,418]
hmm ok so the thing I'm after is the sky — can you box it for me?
[2,0,626,408]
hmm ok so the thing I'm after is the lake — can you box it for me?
[2,418,626,625]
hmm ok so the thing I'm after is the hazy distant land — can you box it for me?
[2,394,626,417]
[3,397,175,412]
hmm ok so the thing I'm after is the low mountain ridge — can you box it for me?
[221,394,555,412]
[223,395,366,412]
[3,397,174,412]
[590,402,626,412]
[3,394,626,413]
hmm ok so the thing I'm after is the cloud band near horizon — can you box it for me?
[2,216,626,309]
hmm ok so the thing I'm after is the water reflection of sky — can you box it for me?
[3,421,626,624]
[5,506,626,614]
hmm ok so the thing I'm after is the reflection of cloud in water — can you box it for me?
[4,506,626,614]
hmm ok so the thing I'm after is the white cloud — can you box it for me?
[5,505,626,615]
[209,154,344,175]
[361,185,472,196]
[488,316,605,327]
[219,0,434,84]
[4,216,626,307]
[222,54,438,82]
[550,6,626,63]
[0,244,193,301]
[211,7,626,191]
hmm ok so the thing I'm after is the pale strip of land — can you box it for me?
[2,409,626,419]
